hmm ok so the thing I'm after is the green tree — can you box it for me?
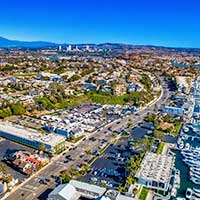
[163,114,174,123]
[3,174,13,183]
[39,143,45,153]
[60,171,71,183]
[0,163,7,174]
[153,130,164,141]
[68,74,81,82]
[0,107,12,118]
[10,102,25,115]
[143,137,152,152]
[69,168,80,177]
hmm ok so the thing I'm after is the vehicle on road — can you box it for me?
[39,178,48,185]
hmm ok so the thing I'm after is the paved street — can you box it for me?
[3,76,171,200]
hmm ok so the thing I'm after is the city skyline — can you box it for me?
[0,0,200,48]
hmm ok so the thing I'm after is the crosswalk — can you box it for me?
[21,185,38,192]
[54,161,65,166]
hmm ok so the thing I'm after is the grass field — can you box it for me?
[139,187,149,200]
[156,142,164,154]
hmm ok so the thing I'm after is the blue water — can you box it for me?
[48,56,60,61]
[175,129,200,197]
[175,150,200,197]
[172,61,200,67]
[194,105,200,113]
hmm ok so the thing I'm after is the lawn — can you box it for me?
[170,121,182,136]
[139,187,149,200]
[156,143,165,154]
[68,135,85,143]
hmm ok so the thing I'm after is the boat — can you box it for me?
[190,177,200,185]
[182,134,188,140]
[191,167,200,176]
[190,171,200,180]
[171,187,177,197]
[183,157,200,167]
[183,126,190,133]
[193,188,200,198]
[191,166,200,172]
[184,153,200,161]
[175,169,180,176]
[192,127,199,133]
[179,141,184,149]
[185,143,191,150]
[186,188,193,199]
[177,138,182,145]
[181,151,196,159]
[194,146,200,151]
[192,196,200,200]
[193,173,200,180]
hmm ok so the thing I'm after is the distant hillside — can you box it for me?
[0,37,58,48]
[0,36,200,53]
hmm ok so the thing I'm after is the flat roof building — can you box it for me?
[48,180,136,200]
[135,152,174,191]
[0,122,66,153]
[163,106,184,116]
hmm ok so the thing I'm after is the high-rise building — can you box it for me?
[75,46,79,51]
[67,45,72,52]
[86,45,90,51]
[58,45,62,51]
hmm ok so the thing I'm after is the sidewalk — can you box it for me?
[146,190,154,200]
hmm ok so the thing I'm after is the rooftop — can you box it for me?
[0,122,65,147]
[48,180,136,200]
[135,152,174,184]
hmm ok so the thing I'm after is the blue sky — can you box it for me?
[0,0,199,47]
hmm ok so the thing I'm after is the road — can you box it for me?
[2,76,171,200]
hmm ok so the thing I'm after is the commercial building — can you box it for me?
[135,152,174,191]
[48,180,135,200]
[0,122,66,153]
[4,150,49,175]
[163,106,184,116]
[67,45,72,52]
[36,72,62,82]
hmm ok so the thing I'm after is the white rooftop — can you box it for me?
[0,122,65,147]
[48,180,106,200]
[48,181,136,200]
[70,180,106,195]
[48,183,79,200]
[135,152,174,184]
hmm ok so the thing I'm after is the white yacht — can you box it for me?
[190,177,200,185]
[179,141,184,149]
[191,166,200,173]
[185,143,191,150]
[191,168,200,176]
[193,188,200,198]
[190,171,200,179]
[186,188,193,199]
[183,126,190,133]
[183,158,200,167]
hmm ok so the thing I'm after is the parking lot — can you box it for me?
[0,138,35,181]
[130,122,154,139]
[81,137,137,188]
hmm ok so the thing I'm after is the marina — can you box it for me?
[175,76,200,199]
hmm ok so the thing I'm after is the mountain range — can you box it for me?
[0,36,200,53]
[0,36,58,48]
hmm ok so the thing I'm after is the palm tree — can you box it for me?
[39,143,45,153]
[0,163,7,174]
[60,172,71,183]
